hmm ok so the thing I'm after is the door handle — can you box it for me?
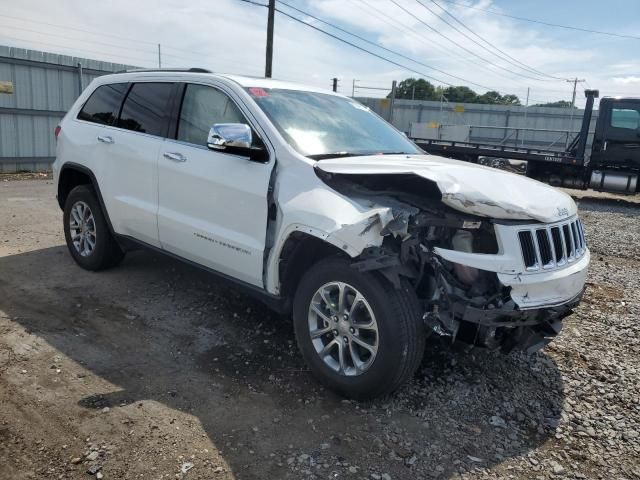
[97,135,114,144]
[163,152,187,162]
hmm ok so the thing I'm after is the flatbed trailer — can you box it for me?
[413,139,580,165]
[412,90,640,194]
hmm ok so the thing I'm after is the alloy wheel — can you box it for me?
[69,201,96,257]
[308,281,379,376]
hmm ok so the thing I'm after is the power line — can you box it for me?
[272,7,460,87]
[436,0,640,41]
[3,0,582,104]
[236,0,268,6]
[272,3,552,99]
[0,31,265,77]
[355,0,584,95]
[388,0,561,82]
[242,0,579,103]
[352,0,577,95]
[0,34,153,65]
[0,10,261,69]
[426,0,567,80]
[0,16,261,73]
[0,22,159,57]
[352,0,519,83]
[277,0,497,91]
[275,7,581,105]
[0,13,157,46]
[240,1,455,88]
[273,4,528,96]
[417,0,553,80]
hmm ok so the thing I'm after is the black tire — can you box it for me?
[63,184,124,271]
[293,257,425,400]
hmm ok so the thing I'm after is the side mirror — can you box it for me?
[207,123,268,162]
[207,123,252,151]
[207,123,269,163]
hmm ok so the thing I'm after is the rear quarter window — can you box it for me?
[77,83,128,125]
[117,82,174,137]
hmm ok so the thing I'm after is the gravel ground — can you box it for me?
[0,178,639,480]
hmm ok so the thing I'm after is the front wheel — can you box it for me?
[293,257,425,400]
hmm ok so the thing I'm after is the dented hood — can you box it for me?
[314,154,577,223]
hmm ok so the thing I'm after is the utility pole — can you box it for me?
[388,80,397,123]
[332,78,338,92]
[157,44,162,68]
[77,62,84,95]
[265,0,275,78]
[521,87,530,146]
[567,77,585,132]
[352,79,358,97]
[567,77,586,108]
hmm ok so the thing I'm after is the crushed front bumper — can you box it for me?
[450,287,584,353]
[426,247,589,353]
[451,287,584,327]
[498,249,590,310]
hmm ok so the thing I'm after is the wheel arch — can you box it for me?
[275,230,348,310]
[57,162,115,235]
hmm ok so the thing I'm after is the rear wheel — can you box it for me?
[63,185,124,271]
[293,257,425,400]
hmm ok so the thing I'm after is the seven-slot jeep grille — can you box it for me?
[517,219,586,271]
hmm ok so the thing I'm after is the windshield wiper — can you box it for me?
[378,151,415,155]
[308,151,417,160]
[307,152,369,160]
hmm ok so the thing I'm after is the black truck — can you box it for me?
[412,90,640,194]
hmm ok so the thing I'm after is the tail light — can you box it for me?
[54,125,61,139]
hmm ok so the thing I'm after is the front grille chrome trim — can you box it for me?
[517,218,587,272]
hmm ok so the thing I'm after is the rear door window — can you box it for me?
[77,83,128,125]
[117,82,174,137]
[177,84,246,146]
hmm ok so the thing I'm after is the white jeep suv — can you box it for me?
[53,69,589,399]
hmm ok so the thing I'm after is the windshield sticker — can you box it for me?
[249,87,269,97]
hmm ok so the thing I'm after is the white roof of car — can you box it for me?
[220,73,339,95]
[220,73,342,93]
[97,70,340,96]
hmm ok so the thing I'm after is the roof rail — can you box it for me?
[114,67,213,74]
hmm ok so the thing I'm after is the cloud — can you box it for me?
[304,0,596,99]
[612,76,640,85]
[608,62,640,72]
[0,0,637,105]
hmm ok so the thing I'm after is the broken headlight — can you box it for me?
[451,230,480,285]
[449,224,498,286]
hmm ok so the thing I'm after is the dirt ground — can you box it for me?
[1,178,639,480]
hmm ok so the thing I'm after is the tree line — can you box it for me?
[387,78,576,108]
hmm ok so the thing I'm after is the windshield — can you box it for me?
[246,87,420,159]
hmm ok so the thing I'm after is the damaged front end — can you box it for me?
[316,169,585,354]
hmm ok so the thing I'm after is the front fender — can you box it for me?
[264,213,391,295]
[264,169,418,295]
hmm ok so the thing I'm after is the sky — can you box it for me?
[1,0,639,107]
